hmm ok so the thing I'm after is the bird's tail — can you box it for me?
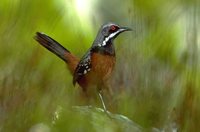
[34,32,70,63]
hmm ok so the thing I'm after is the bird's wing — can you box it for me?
[73,51,92,85]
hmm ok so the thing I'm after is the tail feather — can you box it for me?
[35,32,70,62]
[34,32,80,74]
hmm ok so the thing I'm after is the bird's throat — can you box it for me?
[92,43,115,56]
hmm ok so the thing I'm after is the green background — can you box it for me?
[0,0,199,131]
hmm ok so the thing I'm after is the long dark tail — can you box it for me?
[34,32,70,63]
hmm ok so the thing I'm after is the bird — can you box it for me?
[34,22,132,113]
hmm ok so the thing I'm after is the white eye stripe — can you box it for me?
[100,30,121,47]
[105,37,109,42]
[102,41,106,46]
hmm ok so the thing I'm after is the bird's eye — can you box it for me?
[111,25,116,31]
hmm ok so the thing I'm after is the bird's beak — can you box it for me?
[119,27,132,33]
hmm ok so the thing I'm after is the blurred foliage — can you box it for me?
[0,0,199,131]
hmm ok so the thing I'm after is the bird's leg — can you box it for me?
[98,90,107,112]
[97,89,112,118]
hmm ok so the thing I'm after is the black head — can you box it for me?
[93,22,132,47]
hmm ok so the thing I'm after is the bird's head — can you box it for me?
[94,22,132,47]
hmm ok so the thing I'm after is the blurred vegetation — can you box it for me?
[0,0,199,131]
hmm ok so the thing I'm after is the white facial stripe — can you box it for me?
[100,30,121,47]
